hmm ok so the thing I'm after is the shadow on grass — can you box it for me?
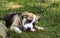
[0,35,2,38]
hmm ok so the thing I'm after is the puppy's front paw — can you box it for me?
[35,26,44,30]
[31,29,36,32]
[10,27,22,33]
[38,27,44,30]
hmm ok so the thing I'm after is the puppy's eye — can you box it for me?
[27,20,32,23]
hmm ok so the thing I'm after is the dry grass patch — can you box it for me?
[5,2,23,9]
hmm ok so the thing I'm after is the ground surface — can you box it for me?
[0,0,60,38]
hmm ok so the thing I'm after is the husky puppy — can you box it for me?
[0,12,44,33]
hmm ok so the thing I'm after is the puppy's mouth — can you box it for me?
[26,27,31,31]
[26,28,36,32]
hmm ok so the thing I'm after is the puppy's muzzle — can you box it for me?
[27,27,31,31]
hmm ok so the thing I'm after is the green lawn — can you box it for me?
[0,0,60,38]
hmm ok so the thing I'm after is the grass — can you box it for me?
[0,35,2,38]
[0,0,60,38]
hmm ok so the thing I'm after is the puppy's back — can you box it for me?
[0,12,22,28]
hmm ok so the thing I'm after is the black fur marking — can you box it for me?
[0,12,22,28]
[33,22,35,26]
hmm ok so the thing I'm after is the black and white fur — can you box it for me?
[0,13,23,33]
[0,13,22,28]
[22,15,36,31]
[0,12,44,33]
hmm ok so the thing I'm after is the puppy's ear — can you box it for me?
[35,16,40,23]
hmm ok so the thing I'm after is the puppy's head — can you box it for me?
[22,11,40,31]
[22,11,40,23]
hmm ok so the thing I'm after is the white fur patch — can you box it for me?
[23,23,33,30]
[10,27,22,33]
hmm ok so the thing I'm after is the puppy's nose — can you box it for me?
[27,27,31,30]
